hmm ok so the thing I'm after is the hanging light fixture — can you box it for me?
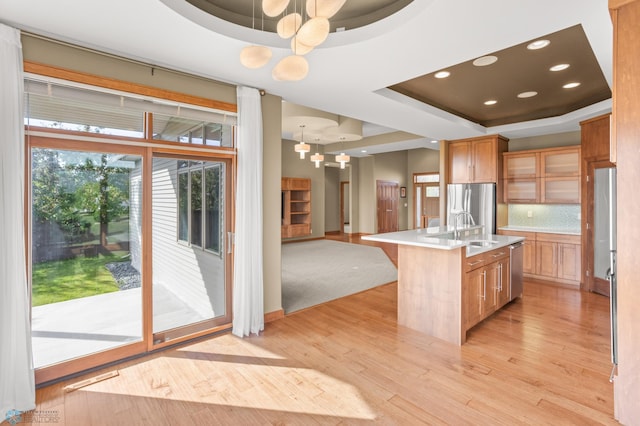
[335,152,350,169]
[296,16,330,47]
[241,0,346,81]
[310,139,324,168]
[335,135,350,169]
[294,125,311,159]
[272,55,309,81]
[240,0,273,69]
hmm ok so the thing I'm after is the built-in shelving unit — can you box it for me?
[281,177,311,238]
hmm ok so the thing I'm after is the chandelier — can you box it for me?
[240,0,346,81]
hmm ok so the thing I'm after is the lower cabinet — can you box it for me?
[463,248,510,332]
[498,229,581,286]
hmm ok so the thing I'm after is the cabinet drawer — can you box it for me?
[464,246,509,272]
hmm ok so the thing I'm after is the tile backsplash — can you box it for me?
[508,204,581,231]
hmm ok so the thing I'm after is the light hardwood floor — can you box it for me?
[21,235,615,425]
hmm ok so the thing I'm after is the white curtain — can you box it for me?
[232,86,264,337]
[0,24,36,415]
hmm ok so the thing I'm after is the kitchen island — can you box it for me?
[363,227,524,345]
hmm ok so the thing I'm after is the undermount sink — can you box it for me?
[467,239,498,247]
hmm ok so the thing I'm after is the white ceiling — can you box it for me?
[0,0,613,157]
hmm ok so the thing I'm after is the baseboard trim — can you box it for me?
[265,309,284,323]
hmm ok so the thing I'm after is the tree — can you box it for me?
[73,154,129,250]
[32,149,130,254]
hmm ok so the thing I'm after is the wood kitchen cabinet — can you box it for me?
[534,232,581,286]
[541,147,581,203]
[498,230,580,285]
[536,240,581,282]
[448,135,508,184]
[281,177,311,238]
[503,146,581,204]
[462,246,510,332]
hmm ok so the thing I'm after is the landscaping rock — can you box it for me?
[105,261,141,290]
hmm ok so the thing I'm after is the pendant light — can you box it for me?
[310,139,324,168]
[240,0,346,81]
[335,136,349,169]
[240,0,273,69]
[296,16,330,47]
[272,55,309,81]
[335,152,350,169]
[294,125,311,159]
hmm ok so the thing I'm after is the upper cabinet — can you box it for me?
[503,146,581,204]
[448,135,508,184]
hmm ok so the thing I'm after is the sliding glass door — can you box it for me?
[151,155,232,345]
[30,145,144,369]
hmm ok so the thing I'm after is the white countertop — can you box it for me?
[362,226,525,257]
[499,225,581,236]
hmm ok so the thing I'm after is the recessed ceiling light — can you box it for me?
[361,150,367,153]
[434,71,450,79]
[527,39,550,50]
[430,140,438,144]
[473,55,498,66]
[550,63,570,72]
[484,100,497,106]
[517,91,538,98]
[563,82,581,89]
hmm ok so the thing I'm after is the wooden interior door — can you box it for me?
[376,180,398,233]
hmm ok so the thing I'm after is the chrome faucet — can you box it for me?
[452,211,475,239]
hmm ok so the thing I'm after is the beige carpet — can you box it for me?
[282,240,397,313]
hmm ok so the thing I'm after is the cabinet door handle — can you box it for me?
[491,252,506,258]
[498,263,502,291]
[467,259,483,267]
[482,270,487,300]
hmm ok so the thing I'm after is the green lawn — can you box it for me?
[32,254,122,306]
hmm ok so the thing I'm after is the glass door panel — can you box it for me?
[31,148,143,368]
[152,156,230,343]
[594,168,614,281]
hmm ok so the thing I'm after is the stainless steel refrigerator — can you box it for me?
[446,183,496,235]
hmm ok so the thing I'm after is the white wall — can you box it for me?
[324,166,340,232]
[508,131,580,151]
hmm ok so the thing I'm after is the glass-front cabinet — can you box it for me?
[503,146,580,204]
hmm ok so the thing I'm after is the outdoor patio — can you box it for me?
[31,284,210,368]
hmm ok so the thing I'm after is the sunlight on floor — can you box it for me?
[77,335,377,420]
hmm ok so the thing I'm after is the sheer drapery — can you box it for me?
[0,24,36,416]
[232,86,264,337]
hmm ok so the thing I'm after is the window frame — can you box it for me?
[177,160,224,256]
